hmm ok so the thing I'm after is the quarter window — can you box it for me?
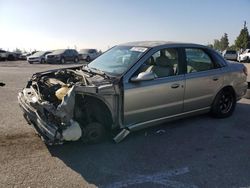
[185,48,214,73]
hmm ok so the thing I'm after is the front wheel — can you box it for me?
[40,58,45,64]
[86,56,91,62]
[211,89,236,118]
[60,57,65,64]
[74,57,79,63]
[82,122,106,144]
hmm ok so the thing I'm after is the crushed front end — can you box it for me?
[18,66,120,144]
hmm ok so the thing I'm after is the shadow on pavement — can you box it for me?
[47,117,200,186]
[47,102,250,187]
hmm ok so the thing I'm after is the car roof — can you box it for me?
[119,41,206,48]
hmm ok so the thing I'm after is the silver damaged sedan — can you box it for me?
[18,41,248,144]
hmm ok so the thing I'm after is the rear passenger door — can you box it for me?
[183,48,223,112]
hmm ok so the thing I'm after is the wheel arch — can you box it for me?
[74,94,114,130]
[213,85,236,105]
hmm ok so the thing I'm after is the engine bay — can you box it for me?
[30,68,89,106]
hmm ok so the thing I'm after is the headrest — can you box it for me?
[145,56,155,65]
[156,56,171,67]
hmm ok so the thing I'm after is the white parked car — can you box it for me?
[238,49,250,63]
[27,51,52,64]
[78,49,100,62]
[222,50,238,61]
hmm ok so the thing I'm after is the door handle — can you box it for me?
[171,83,180,88]
[212,77,219,81]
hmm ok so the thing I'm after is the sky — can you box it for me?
[0,0,250,52]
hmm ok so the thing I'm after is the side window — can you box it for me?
[65,50,70,55]
[185,48,214,73]
[136,48,179,78]
[72,50,77,55]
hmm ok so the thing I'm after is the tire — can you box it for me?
[40,58,45,64]
[74,57,79,63]
[83,122,106,144]
[86,56,91,62]
[60,57,65,64]
[211,88,236,118]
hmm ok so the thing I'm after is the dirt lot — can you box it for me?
[1,60,250,188]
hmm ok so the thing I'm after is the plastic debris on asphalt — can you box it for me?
[156,129,166,135]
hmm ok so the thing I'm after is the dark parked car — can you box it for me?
[45,49,79,64]
[0,50,18,61]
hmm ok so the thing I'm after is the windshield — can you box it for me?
[226,50,236,54]
[52,49,65,54]
[87,46,148,76]
[32,51,46,56]
[79,49,91,53]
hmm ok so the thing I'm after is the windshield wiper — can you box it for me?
[83,65,110,78]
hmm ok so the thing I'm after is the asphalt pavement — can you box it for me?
[1,60,250,188]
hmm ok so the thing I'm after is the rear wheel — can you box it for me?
[211,88,236,118]
[40,58,45,64]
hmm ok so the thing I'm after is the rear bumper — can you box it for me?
[18,92,61,144]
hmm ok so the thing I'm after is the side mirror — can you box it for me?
[130,71,155,82]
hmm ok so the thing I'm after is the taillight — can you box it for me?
[243,66,248,76]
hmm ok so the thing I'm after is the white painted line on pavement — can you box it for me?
[102,167,198,188]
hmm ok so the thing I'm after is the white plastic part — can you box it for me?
[62,120,82,141]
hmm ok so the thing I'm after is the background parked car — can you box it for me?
[19,51,37,60]
[0,50,8,60]
[238,49,250,62]
[45,49,79,64]
[222,50,238,61]
[19,53,30,60]
[27,51,52,64]
[78,48,100,62]
[0,50,18,61]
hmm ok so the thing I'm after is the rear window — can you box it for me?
[226,50,237,54]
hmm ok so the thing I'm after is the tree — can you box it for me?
[207,44,213,48]
[235,21,250,50]
[228,44,236,50]
[213,39,221,51]
[220,33,229,51]
[13,48,22,53]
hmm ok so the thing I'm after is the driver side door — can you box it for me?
[123,47,185,126]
